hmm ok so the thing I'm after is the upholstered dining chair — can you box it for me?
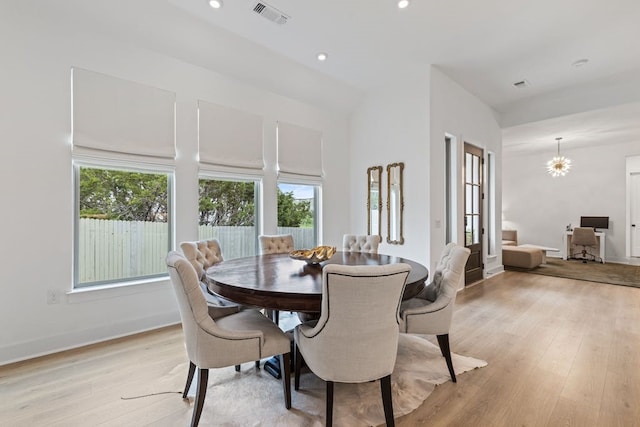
[342,234,381,254]
[258,234,295,323]
[398,243,470,382]
[571,227,601,263]
[180,239,259,376]
[294,263,411,427]
[180,239,239,309]
[259,234,295,254]
[166,251,292,427]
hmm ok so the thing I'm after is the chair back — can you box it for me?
[306,263,410,382]
[399,243,470,335]
[166,251,219,361]
[342,234,381,254]
[501,229,518,246]
[259,234,294,254]
[434,242,471,299]
[180,239,224,281]
[572,227,597,246]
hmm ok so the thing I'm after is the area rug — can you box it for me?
[187,334,487,426]
[515,258,640,288]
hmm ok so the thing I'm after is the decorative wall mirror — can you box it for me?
[386,162,404,244]
[367,166,383,238]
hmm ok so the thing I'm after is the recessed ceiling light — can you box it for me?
[398,0,410,9]
[209,0,223,9]
[317,52,328,61]
[572,58,589,68]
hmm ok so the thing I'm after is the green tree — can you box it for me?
[199,180,255,226]
[79,168,168,222]
[278,189,312,227]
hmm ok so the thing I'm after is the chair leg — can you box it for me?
[294,343,302,390]
[437,334,456,383]
[380,375,395,427]
[183,361,196,399]
[191,367,209,427]
[326,380,334,427]
[279,353,292,409]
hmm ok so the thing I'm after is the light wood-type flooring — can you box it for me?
[2,270,640,426]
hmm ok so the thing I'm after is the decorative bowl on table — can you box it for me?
[289,245,336,266]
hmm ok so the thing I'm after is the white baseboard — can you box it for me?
[486,265,505,277]
[0,311,180,366]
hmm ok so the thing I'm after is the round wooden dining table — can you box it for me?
[206,251,429,313]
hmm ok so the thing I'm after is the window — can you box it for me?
[74,164,172,288]
[198,176,260,259]
[277,182,319,249]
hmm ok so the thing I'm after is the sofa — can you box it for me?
[502,230,518,246]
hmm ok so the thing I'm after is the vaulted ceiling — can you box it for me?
[45,0,640,153]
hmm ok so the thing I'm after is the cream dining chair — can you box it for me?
[180,240,257,384]
[342,234,381,254]
[258,234,295,324]
[180,239,239,309]
[166,251,292,427]
[259,234,295,255]
[398,243,470,382]
[294,263,411,427]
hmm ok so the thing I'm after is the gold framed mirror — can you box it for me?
[386,162,404,244]
[367,166,383,238]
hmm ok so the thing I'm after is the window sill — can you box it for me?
[66,276,171,304]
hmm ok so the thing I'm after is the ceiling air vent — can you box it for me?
[513,79,530,88]
[252,1,290,25]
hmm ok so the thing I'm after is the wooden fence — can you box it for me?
[78,219,315,284]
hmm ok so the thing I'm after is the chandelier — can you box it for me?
[546,137,571,177]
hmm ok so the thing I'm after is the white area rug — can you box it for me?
[189,334,487,426]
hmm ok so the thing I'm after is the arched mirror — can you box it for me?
[367,166,383,238]
[387,162,404,244]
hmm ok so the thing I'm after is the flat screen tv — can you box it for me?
[580,216,609,230]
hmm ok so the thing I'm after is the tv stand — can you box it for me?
[562,231,605,263]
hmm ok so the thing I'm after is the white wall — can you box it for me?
[503,141,640,263]
[349,67,502,277]
[349,76,431,263]
[0,3,351,364]
[429,67,503,275]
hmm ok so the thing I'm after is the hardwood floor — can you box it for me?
[2,270,639,426]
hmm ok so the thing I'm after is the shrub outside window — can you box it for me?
[277,182,319,249]
[198,177,259,259]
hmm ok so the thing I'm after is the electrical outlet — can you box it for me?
[47,289,60,304]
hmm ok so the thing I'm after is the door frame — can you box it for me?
[463,142,484,284]
[629,170,640,258]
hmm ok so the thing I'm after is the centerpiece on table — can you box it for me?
[289,245,336,266]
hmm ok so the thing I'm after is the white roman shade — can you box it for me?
[277,122,323,180]
[72,68,176,160]
[198,101,264,172]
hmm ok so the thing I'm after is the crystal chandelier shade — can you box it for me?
[546,137,571,177]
